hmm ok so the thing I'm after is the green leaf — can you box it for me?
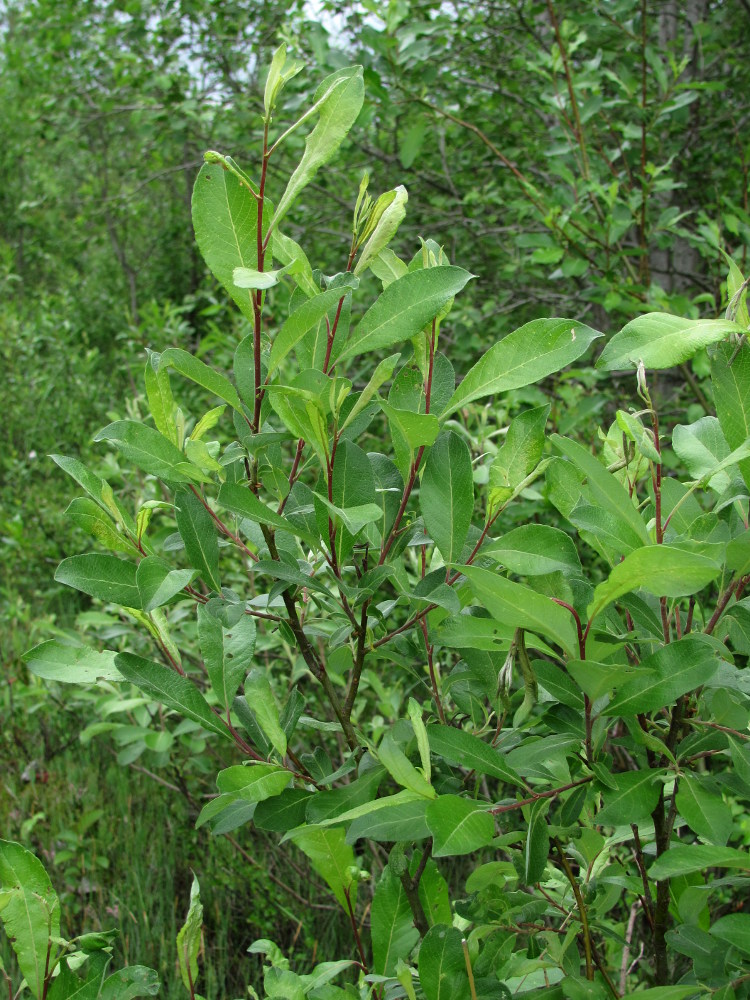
[523,798,551,884]
[0,840,60,1000]
[51,454,136,534]
[371,863,420,976]
[24,641,124,683]
[551,435,650,549]
[607,635,720,716]
[94,420,208,484]
[459,565,578,656]
[378,733,436,798]
[587,544,722,621]
[174,487,221,593]
[598,312,741,370]
[288,827,356,911]
[176,876,202,994]
[482,524,581,576]
[346,799,431,844]
[711,341,750,491]
[136,557,195,612]
[198,604,256,712]
[427,725,521,785]
[271,67,365,230]
[676,774,733,845]
[99,966,160,1000]
[442,318,602,418]
[338,267,472,363]
[254,789,313,832]
[418,925,471,1000]
[420,431,474,563]
[217,482,318,548]
[426,796,495,857]
[216,763,291,801]
[596,769,663,825]
[192,161,264,322]
[371,248,408,287]
[649,845,750,879]
[268,278,358,374]
[488,404,549,508]
[672,417,731,491]
[115,652,231,740]
[710,914,750,957]
[55,553,141,608]
[245,669,286,757]
[159,348,242,412]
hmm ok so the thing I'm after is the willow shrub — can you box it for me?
[10,49,750,999]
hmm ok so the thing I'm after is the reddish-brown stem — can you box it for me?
[379,447,424,565]
[344,886,368,973]
[420,617,446,723]
[278,439,305,514]
[491,775,592,814]
[323,247,357,373]
[251,122,270,432]
[704,576,745,636]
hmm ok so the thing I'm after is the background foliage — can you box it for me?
[2,1,750,997]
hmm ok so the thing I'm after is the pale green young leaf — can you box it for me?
[99,966,160,1000]
[426,796,494,857]
[378,733,436,798]
[407,698,431,782]
[420,431,473,563]
[488,404,549,506]
[115,652,231,739]
[272,230,318,298]
[598,312,741,370]
[339,354,400,433]
[174,487,221,593]
[271,67,365,230]
[442,318,602,417]
[144,352,178,444]
[216,764,290,800]
[65,497,134,554]
[245,669,286,757]
[711,341,750,491]
[354,185,408,276]
[370,248,408,288]
[176,876,202,994]
[0,840,61,1000]
[233,266,280,290]
[51,454,136,533]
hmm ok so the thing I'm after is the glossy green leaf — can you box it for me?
[198,603,256,712]
[51,454,136,534]
[676,774,732,845]
[427,725,521,785]
[598,312,740,370]
[378,733,436,798]
[672,416,731,491]
[607,635,720,715]
[355,185,408,276]
[65,497,134,554]
[442,318,601,418]
[426,796,494,857]
[551,434,650,549]
[115,652,230,739]
[174,487,221,593]
[99,966,160,1000]
[710,914,750,956]
[55,553,141,608]
[588,544,721,621]
[158,348,242,412]
[94,420,208,483]
[24,641,123,684]
[136,557,195,612]
[649,845,750,879]
[176,876,202,994]
[459,565,578,656]
[268,277,358,374]
[418,925,471,1000]
[271,66,364,229]
[192,161,263,322]
[711,341,750,491]
[596,769,663,825]
[217,482,318,547]
[420,431,473,563]
[245,668,286,757]
[338,266,472,363]
[216,763,291,801]
[482,524,581,576]
[346,799,431,844]
[371,863,420,976]
[0,840,60,1000]
[523,798,551,884]
[289,826,356,911]
[488,404,549,507]
[254,789,313,832]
